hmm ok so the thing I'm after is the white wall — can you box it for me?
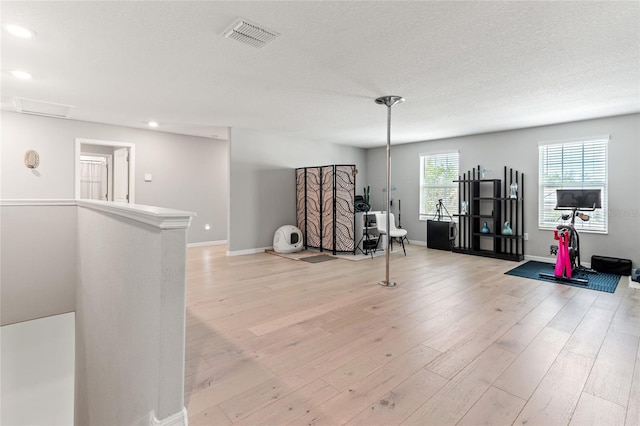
[75,202,191,425]
[228,128,367,253]
[0,203,77,326]
[1,111,228,244]
[1,312,75,426]
[0,200,190,425]
[366,113,640,266]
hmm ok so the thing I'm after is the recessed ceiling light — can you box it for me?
[148,121,158,128]
[11,70,32,80]
[6,24,35,38]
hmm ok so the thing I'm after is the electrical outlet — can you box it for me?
[524,233,529,240]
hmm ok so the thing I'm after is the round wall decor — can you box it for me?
[24,150,40,169]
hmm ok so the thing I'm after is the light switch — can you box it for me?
[144,174,152,182]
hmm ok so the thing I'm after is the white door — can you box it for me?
[113,147,129,203]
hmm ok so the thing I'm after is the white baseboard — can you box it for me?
[226,246,271,256]
[150,407,188,426]
[408,240,427,247]
[524,254,554,264]
[187,240,227,248]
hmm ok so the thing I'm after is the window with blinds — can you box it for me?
[538,137,608,233]
[419,152,459,220]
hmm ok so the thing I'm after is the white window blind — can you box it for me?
[538,137,608,233]
[419,152,459,220]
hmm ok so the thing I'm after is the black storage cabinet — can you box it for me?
[591,255,632,275]
[427,220,455,251]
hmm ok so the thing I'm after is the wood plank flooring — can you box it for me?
[184,244,640,425]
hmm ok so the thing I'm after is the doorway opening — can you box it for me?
[75,138,135,203]
[80,154,111,201]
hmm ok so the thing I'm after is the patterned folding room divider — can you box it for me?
[295,165,356,254]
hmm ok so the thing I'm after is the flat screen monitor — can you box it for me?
[555,189,601,210]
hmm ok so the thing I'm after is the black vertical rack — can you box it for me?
[453,165,524,261]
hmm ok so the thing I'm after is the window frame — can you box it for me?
[538,136,609,234]
[419,151,460,221]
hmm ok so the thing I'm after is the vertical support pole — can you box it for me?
[304,168,308,249]
[319,166,323,252]
[521,173,525,258]
[333,165,337,255]
[384,105,392,284]
[375,95,403,288]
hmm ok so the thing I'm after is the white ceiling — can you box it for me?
[2,1,638,148]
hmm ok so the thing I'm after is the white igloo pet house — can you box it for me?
[273,225,303,254]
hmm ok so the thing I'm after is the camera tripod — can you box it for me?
[433,199,453,221]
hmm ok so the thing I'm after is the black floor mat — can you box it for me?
[505,260,621,293]
[300,254,337,263]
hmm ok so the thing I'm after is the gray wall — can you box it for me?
[81,144,114,156]
[0,204,77,326]
[228,128,367,253]
[366,113,640,266]
[1,111,228,244]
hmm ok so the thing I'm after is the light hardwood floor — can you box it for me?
[184,244,640,426]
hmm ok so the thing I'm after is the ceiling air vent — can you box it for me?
[14,97,74,118]
[223,18,279,48]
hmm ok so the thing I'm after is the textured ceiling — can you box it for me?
[1,1,638,148]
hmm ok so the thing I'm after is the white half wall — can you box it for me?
[75,200,193,426]
[0,200,191,424]
[228,128,367,253]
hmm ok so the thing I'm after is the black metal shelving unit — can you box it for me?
[453,165,524,261]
